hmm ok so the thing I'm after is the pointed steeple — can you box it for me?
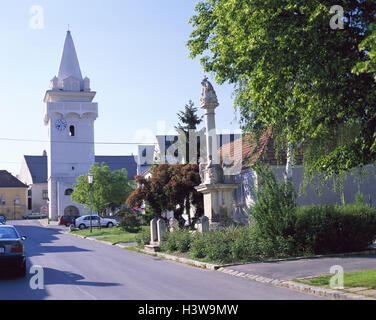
[57,31,83,81]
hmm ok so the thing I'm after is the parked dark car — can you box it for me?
[59,215,79,227]
[0,216,6,225]
[0,225,27,277]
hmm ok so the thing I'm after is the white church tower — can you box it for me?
[44,31,98,220]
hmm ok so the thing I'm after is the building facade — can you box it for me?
[0,171,27,220]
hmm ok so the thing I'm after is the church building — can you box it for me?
[18,31,138,220]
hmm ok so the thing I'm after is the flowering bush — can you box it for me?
[119,209,141,233]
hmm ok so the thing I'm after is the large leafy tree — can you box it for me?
[353,22,376,155]
[187,0,376,181]
[353,23,376,82]
[72,163,134,215]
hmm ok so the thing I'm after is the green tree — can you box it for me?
[175,100,203,225]
[353,23,376,83]
[187,0,376,182]
[126,164,203,227]
[175,100,203,156]
[353,22,376,155]
[71,163,134,215]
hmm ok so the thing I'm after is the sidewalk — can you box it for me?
[219,254,376,300]
[225,255,376,280]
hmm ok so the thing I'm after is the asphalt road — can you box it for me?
[0,220,322,300]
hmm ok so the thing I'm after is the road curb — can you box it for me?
[216,267,375,300]
[139,249,220,270]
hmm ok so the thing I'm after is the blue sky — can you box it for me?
[0,0,241,176]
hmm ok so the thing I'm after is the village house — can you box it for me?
[0,170,28,220]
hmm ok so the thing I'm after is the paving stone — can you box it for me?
[344,287,368,292]
[357,289,376,297]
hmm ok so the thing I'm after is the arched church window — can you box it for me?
[65,189,74,196]
[69,125,75,137]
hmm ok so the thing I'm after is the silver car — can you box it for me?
[0,225,27,277]
[75,215,119,230]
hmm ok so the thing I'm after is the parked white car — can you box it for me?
[75,215,118,230]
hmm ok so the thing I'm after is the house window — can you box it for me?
[28,189,32,197]
[28,198,32,210]
[69,125,75,137]
[42,190,48,200]
[65,189,74,196]
[0,195,5,205]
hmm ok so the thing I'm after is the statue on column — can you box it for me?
[200,76,219,108]
[199,76,223,185]
[196,76,239,229]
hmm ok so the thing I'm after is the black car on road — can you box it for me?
[0,225,27,277]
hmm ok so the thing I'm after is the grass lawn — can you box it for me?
[297,269,376,290]
[70,226,149,238]
[97,234,139,245]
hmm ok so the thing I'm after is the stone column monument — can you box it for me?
[195,77,238,229]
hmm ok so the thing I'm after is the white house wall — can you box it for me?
[30,183,48,214]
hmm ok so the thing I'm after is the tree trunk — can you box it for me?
[186,195,192,228]
[285,143,293,184]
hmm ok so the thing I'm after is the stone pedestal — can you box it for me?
[195,183,238,229]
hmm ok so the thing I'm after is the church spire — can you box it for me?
[57,31,83,81]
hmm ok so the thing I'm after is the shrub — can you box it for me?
[250,163,297,242]
[119,210,142,233]
[200,229,233,263]
[135,227,151,248]
[161,229,193,253]
[294,204,376,254]
[190,234,207,259]
[230,227,262,261]
[190,227,260,263]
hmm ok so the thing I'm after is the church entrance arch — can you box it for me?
[64,206,79,216]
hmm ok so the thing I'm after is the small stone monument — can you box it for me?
[196,215,209,234]
[157,218,166,243]
[169,217,179,232]
[195,77,238,229]
[150,218,158,243]
[144,217,162,253]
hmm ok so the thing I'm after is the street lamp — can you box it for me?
[88,173,94,233]
[13,198,20,220]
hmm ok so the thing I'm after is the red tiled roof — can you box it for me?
[219,129,303,169]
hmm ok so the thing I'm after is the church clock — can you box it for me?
[55,119,67,131]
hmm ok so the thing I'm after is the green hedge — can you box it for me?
[294,204,376,254]
[160,229,193,253]
[158,203,376,263]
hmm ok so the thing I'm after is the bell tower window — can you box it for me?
[69,125,75,137]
